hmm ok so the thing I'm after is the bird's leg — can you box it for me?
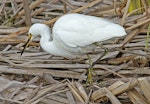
[86,54,94,85]
[86,43,109,85]
[91,42,109,67]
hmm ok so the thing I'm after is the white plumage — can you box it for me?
[22,13,126,58]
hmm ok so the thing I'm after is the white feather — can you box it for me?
[28,13,126,58]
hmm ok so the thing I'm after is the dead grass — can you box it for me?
[0,0,150,104]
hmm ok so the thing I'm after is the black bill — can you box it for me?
[20,33,32,56]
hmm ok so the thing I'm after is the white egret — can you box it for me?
[21,13,126,84]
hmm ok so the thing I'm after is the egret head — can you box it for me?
[20,23,51,56]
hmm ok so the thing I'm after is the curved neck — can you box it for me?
[40,31,52,49]
[40,30,52,41]
[39,31,75,58]
[39,32,59,55]
[40,35,54,53]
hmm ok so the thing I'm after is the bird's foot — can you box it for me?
[86,67,96,86]
[86,68,93,85]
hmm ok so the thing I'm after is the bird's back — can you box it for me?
[52,13,126,54]
[53,13,126,46]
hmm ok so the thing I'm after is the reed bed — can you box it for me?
[0,0,150,104]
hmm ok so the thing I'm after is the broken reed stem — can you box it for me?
[24,83,67,104]
[121,0,130,26]
[23,0,31,26]
[16,0,45,18]
[44,0,103,25]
